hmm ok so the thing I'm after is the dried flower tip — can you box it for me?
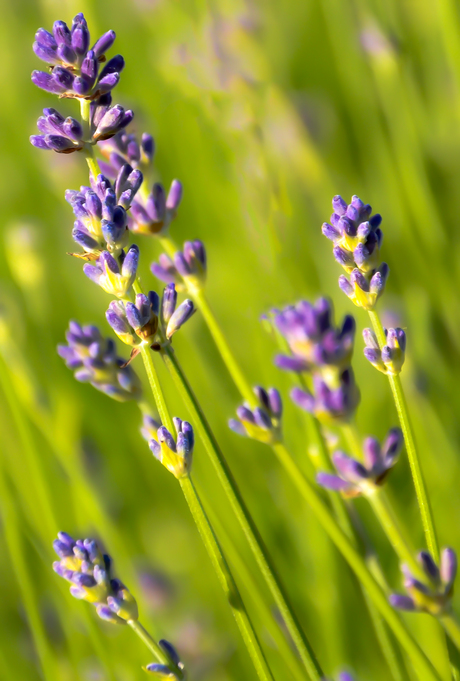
[83,245,139,298]
[58,321,142,401]
[317,427,403,497]
[149,418,194,478]
[130,180,183,236]
[52,532,138,623]
[390,548,457,616]
[151,240,207,293]
[363,327,406,375]
[274,298,355,375]
[229,387,283,445]
[291,369,360,425]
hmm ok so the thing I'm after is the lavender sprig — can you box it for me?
[145,417,194,479]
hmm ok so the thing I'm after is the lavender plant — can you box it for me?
[27,9,460,681]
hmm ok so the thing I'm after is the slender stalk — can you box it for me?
[180,476,275,681]
[79,98,100,179]
[441,615,460,652]
[128,620,184,678]
[368,309,439,562]
[270,442,441,681]
[161,343,323,679]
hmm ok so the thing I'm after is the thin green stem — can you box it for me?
[161,344,322,679]
[368,309,439,562]
[79,98,100,179]
[128,620,184,678]
[270,442,441,681]
[441,615,460,652]
[180,476,275,681]
[139,344,174,433]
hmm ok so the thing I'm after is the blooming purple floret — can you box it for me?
[274,298,355,373]
[32,14,124,99]
[151,240,207,292]
[229,387,283,445]
[291,369,360,425]
[317,428,403,497]
[363,327,406,375]
[390,548,457,616]
[58,321,142,401]
[322,195,389,310]
[130,180,183,236]
[52,532,138,623]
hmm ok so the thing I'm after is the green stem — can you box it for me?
[128,620,184,678]
[79,98,100,179]
[161,344,323,679]
[441,615,460,652]
[180,476,275,681]
[270,442,441,681]
[368,309,439,562]
[139,344,174,432]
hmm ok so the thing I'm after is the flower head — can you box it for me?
[130,181,183,236]
[390,548,457,616]
[147,418,194,479]
[291,369,360,425]
[52,532,138,623]
[58,321,142,401]
[83,245,139,297]
[151,240,207,293]
[317,428,403,497]
[274,298,355,375]
[363,327,406,375]
[323,195,389,309]
[229,387,282,445]
[30,108,84,153]
[99,130,155,178]
[32,14,124,99]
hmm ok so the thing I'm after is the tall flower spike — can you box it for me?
[317,428,403,497]
[130,180,183,236]
[229,387,282,445]
[291,369,360,425]
[32,14,124,99]
[363,327,406,375]
[274,298,355,375]
[390,548,457,616]
[148,418,194,479]
[52,532,138,623]
[151,240,207,293]
[83,245,139,297]
[58,321,142,401]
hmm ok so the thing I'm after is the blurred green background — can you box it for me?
[2,0,460,679]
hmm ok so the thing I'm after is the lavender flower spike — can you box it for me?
[274,298,355,374]
[151,240,207,293]
[83,245,139,298]
[317,428,403,497]
[52,532,138,623]
[58,321,142,401]
[363,327,406,375]
[390,548,457,616]
[229,387,283,445]
[291,369,360,425]
[32,14,124,100]
[148,418,194,479]
[130,180,183,236]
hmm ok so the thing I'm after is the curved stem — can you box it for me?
[440,615,460,651]
[368,309,439,562]
[128,620,184,678]
[271,442,441,681]
[180,476,275,681]
[161,344,322,679]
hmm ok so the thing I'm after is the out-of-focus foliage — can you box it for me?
[1,0,460,679]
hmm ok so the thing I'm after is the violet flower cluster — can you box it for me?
[363,326,407,375]
[317,428,403,497]
[322,195,389,310]
[229,386,283,445]
[390,549,457,616]
[58,322,142,401]
[53,532,138,624]
[151,240,207,293]
[142,415,195,479]
[273,298,360,424]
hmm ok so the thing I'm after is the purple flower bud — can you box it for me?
[389,594,416,611]
[440,548,457,586]
[161,284,177,325]
[92,30,116,58]
[165,299,195,339]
